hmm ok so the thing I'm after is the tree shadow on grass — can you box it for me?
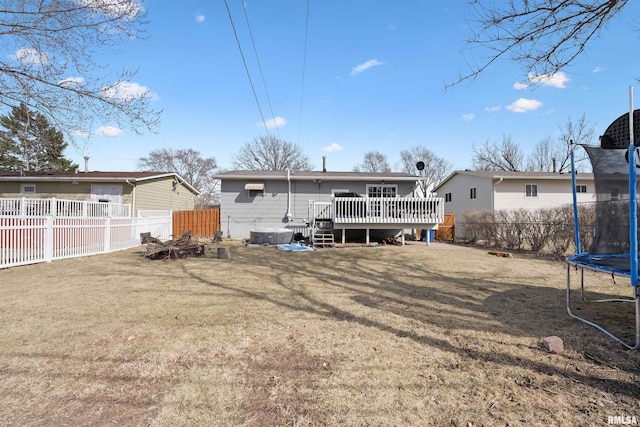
[179,249,640,401]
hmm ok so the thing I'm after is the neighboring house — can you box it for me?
[0,170,199,214]
[214,169,444,244]
[433,170,595,239]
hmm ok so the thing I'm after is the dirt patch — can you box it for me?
[239,337,335,426]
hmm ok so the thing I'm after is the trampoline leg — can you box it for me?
[566,261,640,350]
[635,287,640,350]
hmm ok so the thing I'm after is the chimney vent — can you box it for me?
[84,156,89,173]
[322,156,327,173]
[552,157,557,173]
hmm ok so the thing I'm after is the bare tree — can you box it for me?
[353,150,391,173]
[399,146,452,190]
[555,114,595,172]
[449,0,631,87]
[232,136,313,171]
[525,137,556,172]
[525,114,595,172]
[138,148,219,208]
[472,135,524,171]
[0,0,160,139]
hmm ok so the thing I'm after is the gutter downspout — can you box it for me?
[492,177,504,210]
[125,179,136,217]
[285,170,292,222]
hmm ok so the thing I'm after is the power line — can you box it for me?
[297,0,310,145]
[241,0,281,140]
[223,0,271,138]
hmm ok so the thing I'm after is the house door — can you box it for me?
[91,185,123,203]
[367,185,397,217]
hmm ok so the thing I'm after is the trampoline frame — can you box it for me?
[566,257,640,350]
[565,86,640,350]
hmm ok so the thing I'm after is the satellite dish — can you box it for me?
[416,161,425,171]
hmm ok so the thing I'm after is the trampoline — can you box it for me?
[566,90,640,350]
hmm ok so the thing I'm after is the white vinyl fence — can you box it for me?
[0,197,132,217]
[0,198,171,268]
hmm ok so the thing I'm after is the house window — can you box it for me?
[576,185,587,193]
[470,187,477,199]
[20,184,36,194]
[525,184,538,198]
[367,185,397,198]
[611,187,619,201]
[445,192,452,202]
[245,182,265,198]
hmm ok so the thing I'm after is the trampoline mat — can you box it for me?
[568,253,640,277]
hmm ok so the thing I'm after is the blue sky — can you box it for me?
[69,1,640,173]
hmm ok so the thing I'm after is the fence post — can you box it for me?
[51,197,57,217]
[82,201,88,218]
[104,217,111,252]
[20,197,27,216]
[44,216,54,262]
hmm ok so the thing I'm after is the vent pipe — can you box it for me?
[552,157,557,173]
[322,156,327,173]
[84,156,89,172]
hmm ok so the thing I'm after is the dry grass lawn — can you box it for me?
[0,242,638,426]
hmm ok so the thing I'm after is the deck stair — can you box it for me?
[313,219,334,247]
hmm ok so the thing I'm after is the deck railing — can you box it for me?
[0,197,131,218]
[310,197,445,225]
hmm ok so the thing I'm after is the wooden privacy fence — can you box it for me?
[435,212,455,241]
[172,208,221,238]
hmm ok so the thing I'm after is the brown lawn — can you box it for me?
[0,242,638,426]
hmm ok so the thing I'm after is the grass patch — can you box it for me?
[0,242,638,426]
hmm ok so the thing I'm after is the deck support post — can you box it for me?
[366,228,370,245]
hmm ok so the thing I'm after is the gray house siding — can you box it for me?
[220,177,417,238]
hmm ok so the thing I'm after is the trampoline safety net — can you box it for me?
[585,145,640,256]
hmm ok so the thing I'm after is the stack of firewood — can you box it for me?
[141,231,205,260]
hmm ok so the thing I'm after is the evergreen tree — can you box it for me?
[0,103,77,171]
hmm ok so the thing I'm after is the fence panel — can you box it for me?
[0,214,172,268]
[0,217,48,268]
[435,213,455,241]
[172,208,220,238]
[0,197,131,218]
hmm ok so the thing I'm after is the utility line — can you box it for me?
[223,0,271,138]
[241,0,281,140]
[297,0,310,145]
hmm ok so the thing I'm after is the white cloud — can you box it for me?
[351,59,383,76]
[323,143,343,153]
[101,81,156,101]
[74,130,90,138]
[485,105,501,112]
[527,71,570,88]
[462,114,475,121]
[95,126,122,137]
[260,116,286,129]
[59,77,85,87]
[506,98,543,113]
[593,66,604,73]
[195,14,205,23]
[513,82,529,90]
[10,47,48,65]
